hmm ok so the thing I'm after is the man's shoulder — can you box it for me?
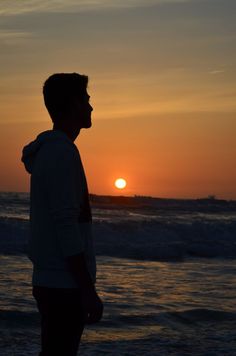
[41,140,79,160]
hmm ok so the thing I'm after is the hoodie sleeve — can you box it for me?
[46,144,84,258]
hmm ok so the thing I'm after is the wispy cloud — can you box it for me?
[0,0,196,16]
[0,30,31,43]
[209,70,225,75]
[0,30,30,39]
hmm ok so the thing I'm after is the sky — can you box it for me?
[0,0,236,199]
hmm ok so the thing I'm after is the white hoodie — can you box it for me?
[21,129,96,288]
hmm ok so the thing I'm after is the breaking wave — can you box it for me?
[0,216,236,261]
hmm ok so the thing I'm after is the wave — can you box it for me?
[1,308,235,330]
[116,309,236,327]
[0,216,236,261]
[0,310,39,328]
[94,219,236,261]
[165,308,236,324]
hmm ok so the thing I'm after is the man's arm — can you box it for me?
[46,145,103,323]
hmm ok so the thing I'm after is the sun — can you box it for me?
[114,178,127,189]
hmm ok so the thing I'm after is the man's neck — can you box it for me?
[52,124,80,142]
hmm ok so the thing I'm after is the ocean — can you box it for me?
[0,192,236,355]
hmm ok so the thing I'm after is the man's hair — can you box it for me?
[43,72,88,122]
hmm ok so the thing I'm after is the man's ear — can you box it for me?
[68,99,77,118]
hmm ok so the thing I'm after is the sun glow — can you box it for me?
[114,178,127,189]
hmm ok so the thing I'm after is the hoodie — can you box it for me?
[21,129,96,288]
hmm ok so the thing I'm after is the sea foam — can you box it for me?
[0,216,235,261]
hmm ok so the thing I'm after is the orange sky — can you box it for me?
[0,0,236,199]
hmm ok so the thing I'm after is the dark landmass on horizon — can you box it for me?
[90,194,236,213]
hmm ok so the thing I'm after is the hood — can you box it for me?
[21,129,74,174]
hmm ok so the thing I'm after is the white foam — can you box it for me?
[0,216,235,261]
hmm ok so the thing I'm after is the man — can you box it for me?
[21,73,103,356]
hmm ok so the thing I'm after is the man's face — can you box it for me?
[72,91,93,129]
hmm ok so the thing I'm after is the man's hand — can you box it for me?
[81,290,103,324]
[65,252,103,324]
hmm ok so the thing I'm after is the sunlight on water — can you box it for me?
[0,193,236,354]
[0,255,236,355]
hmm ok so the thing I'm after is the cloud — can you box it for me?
[0,30,30,39]
[0,0,196,16]
[0,30,31,44]
[209,70,225,75]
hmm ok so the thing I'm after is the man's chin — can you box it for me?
[83,121,92,129]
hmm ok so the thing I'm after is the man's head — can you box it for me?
[43,72,93,130]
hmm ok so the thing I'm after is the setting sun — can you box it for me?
[114,178,127,190]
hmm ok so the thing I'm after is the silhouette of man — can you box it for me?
[21,73,103,356]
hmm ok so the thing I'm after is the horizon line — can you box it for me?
[0,190,235,202]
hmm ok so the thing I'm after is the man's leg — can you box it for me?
[32,286,85,356]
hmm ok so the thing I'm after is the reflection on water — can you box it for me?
[0,255,236,355]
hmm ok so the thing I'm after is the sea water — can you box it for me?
[0,192,236,355]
